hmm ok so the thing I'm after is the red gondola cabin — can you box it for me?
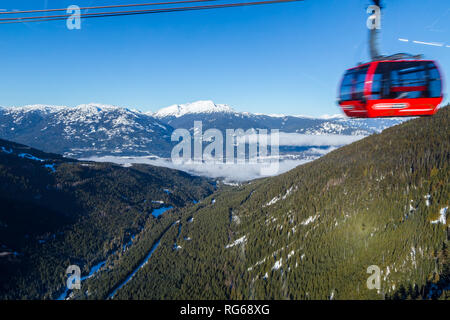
[338,60,444,117]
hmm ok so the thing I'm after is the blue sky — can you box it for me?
[0,0,449,116]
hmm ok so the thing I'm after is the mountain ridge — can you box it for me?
[1,100,403,121]
[1,101,405,161]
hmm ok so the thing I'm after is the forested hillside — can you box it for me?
[0,139,214,299]
[1,106,448,300]
[83,106,449,300]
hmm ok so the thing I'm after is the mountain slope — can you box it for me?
[0,138,214,299]
[84,106,449,300]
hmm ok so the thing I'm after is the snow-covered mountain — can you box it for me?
[0,103,173,158]
[154,100,234,118]
[0,101,405,159]
[154,100,404,136]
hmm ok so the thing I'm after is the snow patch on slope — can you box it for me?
[301,214,319,226]
[225,235,247,249]
[264,185,297,207]
[431,207,447,225]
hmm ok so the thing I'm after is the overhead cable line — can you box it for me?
[0,0,222,15]
[0,0,303,24]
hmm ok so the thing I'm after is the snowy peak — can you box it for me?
[154,100,235,118]
[71,103,143,115]
[1,103,135,115]
[72,103,125,113]
[1,104,67,115]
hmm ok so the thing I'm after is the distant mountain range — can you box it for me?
[0,104,173,158]
[153,100,403,135]
[0,101,404,159]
